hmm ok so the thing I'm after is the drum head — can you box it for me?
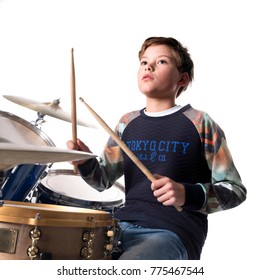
[37,169,125,209]
[0,111,55,146]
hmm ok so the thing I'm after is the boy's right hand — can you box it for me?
[66,138,93,165]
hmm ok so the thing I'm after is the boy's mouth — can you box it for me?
[142,75,153,80]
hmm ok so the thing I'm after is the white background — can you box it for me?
[0,0,259,277]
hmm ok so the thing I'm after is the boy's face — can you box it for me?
[138,44,183,100]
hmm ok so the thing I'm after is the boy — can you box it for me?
[67,37,246,259]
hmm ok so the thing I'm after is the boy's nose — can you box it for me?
[145,64,153,71]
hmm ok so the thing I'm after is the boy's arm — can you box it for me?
[184,108,247,214]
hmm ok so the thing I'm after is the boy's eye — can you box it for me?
[158,59,167,64]
[140,60,147,65]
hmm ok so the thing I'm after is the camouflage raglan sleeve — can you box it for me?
[78,110,140,191]
[183,107,247,214]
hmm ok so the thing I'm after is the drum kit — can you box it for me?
[0,95,124,260]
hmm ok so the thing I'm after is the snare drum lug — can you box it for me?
[28,226,41,260]
[27,245,39,260]
[82,230,95,242]
[81,230,95,259]
[104,231,114,255]
[29,228,42,240]
[106,230,114,237]
[80,246,93,259]
[105,244,113,251]
[104,219,121,256]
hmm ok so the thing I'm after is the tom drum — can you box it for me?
[33,169,125,211]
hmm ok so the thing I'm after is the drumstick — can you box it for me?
[70,48,78,173]
[79,97,182,211]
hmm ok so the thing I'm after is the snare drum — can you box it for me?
[0,200,119,260]
[34,169,125,211]
[0,111,55,201]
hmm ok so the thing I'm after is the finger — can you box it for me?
[153,187,165,197]
[162,197,177,206]
[66,140,77,150]
[153,181,173,196]
[77,139,92,153]
[156,189,174,203]
[151,175,168,191]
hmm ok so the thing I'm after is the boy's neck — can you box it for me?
[145,99,176,113]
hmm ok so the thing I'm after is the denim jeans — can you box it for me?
[113,221,188,260]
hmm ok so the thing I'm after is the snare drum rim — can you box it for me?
[0,200,112,227]
[0,111,55,147]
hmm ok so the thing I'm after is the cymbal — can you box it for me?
[3,95,97,128]
[0,143,96,171]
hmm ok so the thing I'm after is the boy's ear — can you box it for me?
[178,72,189,87]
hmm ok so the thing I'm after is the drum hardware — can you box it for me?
[82,229,95,242]
[31,112,47,129]
[31,99,61,129]
[0,171,7,185]
[30,227,42,240]
[80,246,93,259]
[27,229,40,260]
[0,170,12,190]
[79,221,121,259]
[104,219,121,257]
[87,216,95,222]
[81,229,95,259]
[27,213,41,260]
[70,48,78,174]
[105,229,114,252]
